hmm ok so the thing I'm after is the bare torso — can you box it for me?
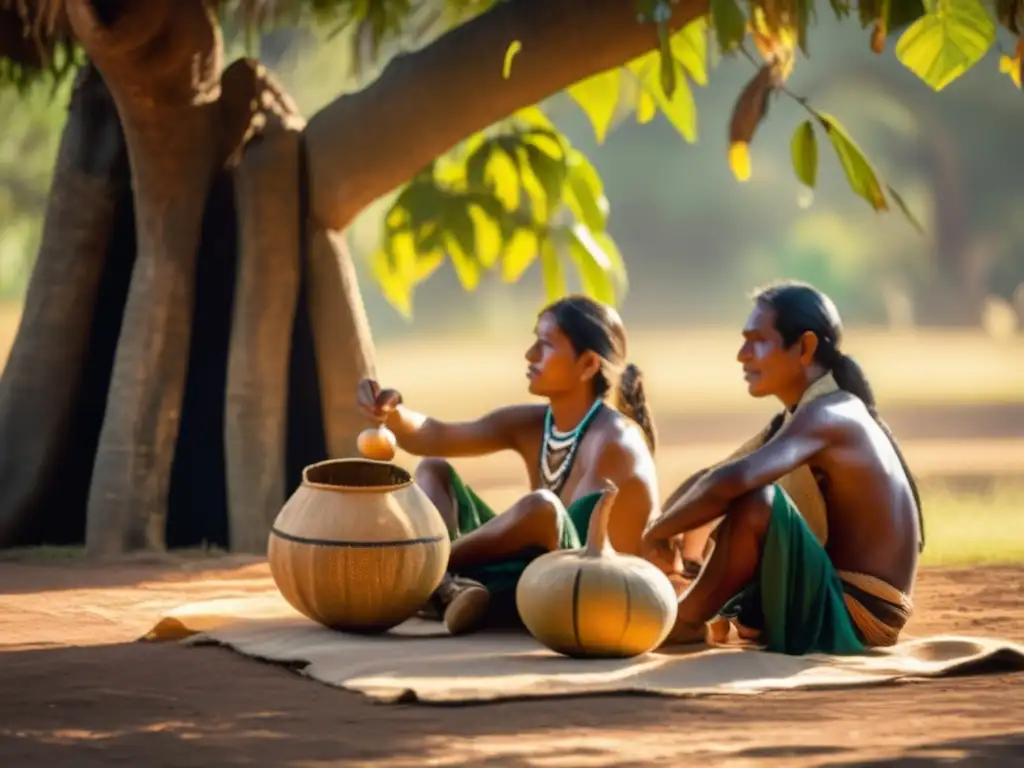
[508,404,660,556]
[792,392,920,592]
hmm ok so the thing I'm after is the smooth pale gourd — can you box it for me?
[357,425,397,462]
[516,484,679,658]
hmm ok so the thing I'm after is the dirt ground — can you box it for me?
[1,558,1022,767]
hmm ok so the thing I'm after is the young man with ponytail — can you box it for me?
[645,280,923,655]
[357,295,678,635]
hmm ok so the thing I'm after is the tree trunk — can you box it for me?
[66,0,227,554]
[223,62,307,553]
[303,0,707,231]
[306,228,377,458]
[0,64,131,547]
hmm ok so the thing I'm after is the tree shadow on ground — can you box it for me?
[0,555,268,595]
[1,641,1023,767]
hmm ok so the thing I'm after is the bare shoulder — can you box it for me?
[787,390,871,441]
[587,409,654,477]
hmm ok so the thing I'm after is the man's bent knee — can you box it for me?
[414,457,453,487]
[729,486,775,535]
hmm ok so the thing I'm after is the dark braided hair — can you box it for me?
[753,280,925,552]
[542,295,658,454]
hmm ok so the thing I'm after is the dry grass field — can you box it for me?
[2,300,1022,566]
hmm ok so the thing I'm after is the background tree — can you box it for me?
[0,0,1018,556]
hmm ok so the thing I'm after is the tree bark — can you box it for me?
[223,60,307,553]
[0,64,130,547]
[305,228,378,458]
[66,0,226,554]
[303,0,707,231]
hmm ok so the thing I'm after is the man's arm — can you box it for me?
[644,408,835,544]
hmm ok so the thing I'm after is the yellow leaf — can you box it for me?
[568,69,623,144]
[671,18,709,86]
[503,40,522,79]
[515,106,555,129]
[388,230,418,279]
[652,64,698,142]
[469,204,502,269]
[999,54,1022,88]
[895,0,995,92]
[485,150,521,211]
[413,251,445,282]
[369,249,413,319]
[636,89,658,123]
[631,54,697,141]
[728,141,752,182]
[446,233,481,291]
[501,228,539,283]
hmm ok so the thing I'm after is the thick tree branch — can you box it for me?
[304,0,708,231]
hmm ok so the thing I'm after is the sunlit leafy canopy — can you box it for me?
[2,0,1022,317]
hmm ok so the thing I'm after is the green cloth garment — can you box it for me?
[718,484,866,656]
[446,465,601,597]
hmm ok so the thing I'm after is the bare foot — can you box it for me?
[661,615,709,647]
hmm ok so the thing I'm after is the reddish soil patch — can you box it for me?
[1,558,1022,767]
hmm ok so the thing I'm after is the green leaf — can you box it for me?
[521,134,568,212]
[568,69,623,144]
[889,0,927,31]
[592,231,629,295]
[501,227,540,283]
[629,56,698,141]
[791,120,818,188]
[566,227,617,305]
[672,19,710,85]
[540,237,567,303]
[565,151,609,232]
[886,184,925,234]
[445,202,482,291]
[446,203,477,259]
[816,113,888,211]
[895,0,996,91]
[829,0,852,19]
[657,21,677,98]
[710,0,748,53]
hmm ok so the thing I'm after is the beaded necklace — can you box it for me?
[539,398,605,495]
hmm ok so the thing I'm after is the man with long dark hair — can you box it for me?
[645,280,923,655]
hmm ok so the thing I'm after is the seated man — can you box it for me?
[357,295,684,635]
[644,280,923,655]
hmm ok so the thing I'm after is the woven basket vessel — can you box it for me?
[267,458,450,633]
